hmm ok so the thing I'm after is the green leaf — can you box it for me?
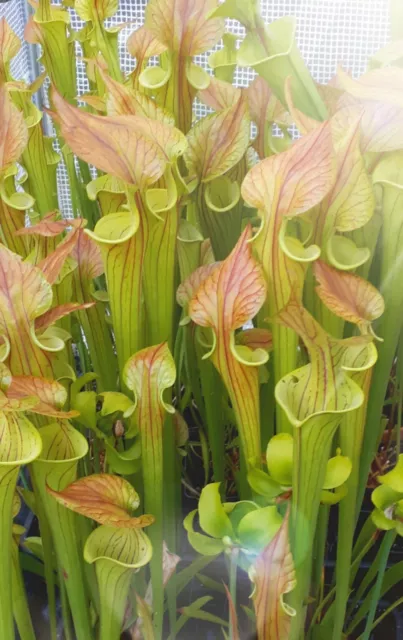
[320,484,348,505]
[210,0,259,30]
[188,532,225,556]
[372,484,403,510]
[241,605,256,622]
[105,439,142,475]
[17,488,36,515]
[135,595,154,640]
[352,514,377,563]
[364,596,403,638]
[237,16,327,121]
[371,509,396,531]
[168,597,213,640]
[225,501,258,532]
[266,433,293,486]
[323,453,352,490]
[350,560,403,634]
[180,607,229,627]
[237,505,282,551]
[99,391,134,417]
[70,373,99,403]
[19,551,46,580]
[379,455,403,492]
[347,541,402,636]
[196,574,226,594]
[72,391,97,431]
[184,511,225,556]
[23,537,46,563]
[91,289,109,303]
[171,555,217,600]
[198,483,234,539]
[247,468,283,499]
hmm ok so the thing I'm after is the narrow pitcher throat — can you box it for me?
[277,359,364,427]
[255,203,282,267]
[212,332,260,392]
[302,364,345,415]
[213,333,235,372]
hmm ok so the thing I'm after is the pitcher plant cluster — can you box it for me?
[0,0,402,638]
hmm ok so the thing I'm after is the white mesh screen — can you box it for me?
[0,0,32,81]
[1,0,392,217]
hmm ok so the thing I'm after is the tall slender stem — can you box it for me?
[272,323,297,434]
[30,423,92,640]
[12,538,36,640]
[396,334,403,455]
[359,172,403,508]
[164,412,178,637]
[0,415,42,639]
[58,565,73,640]
[143,196,178,349]
[228,547,238,638]
[331,487,357,640]
[308,535,375,636]
[0,466,20,639]
[31,481,57,640]
[290,418,338,639]
[198,344,225,482]
[361,530,396,640]
[311,505,329,610]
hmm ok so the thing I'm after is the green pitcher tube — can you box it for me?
[30,421,92,640]
[0,413,42,640]
[84,525,152,640]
